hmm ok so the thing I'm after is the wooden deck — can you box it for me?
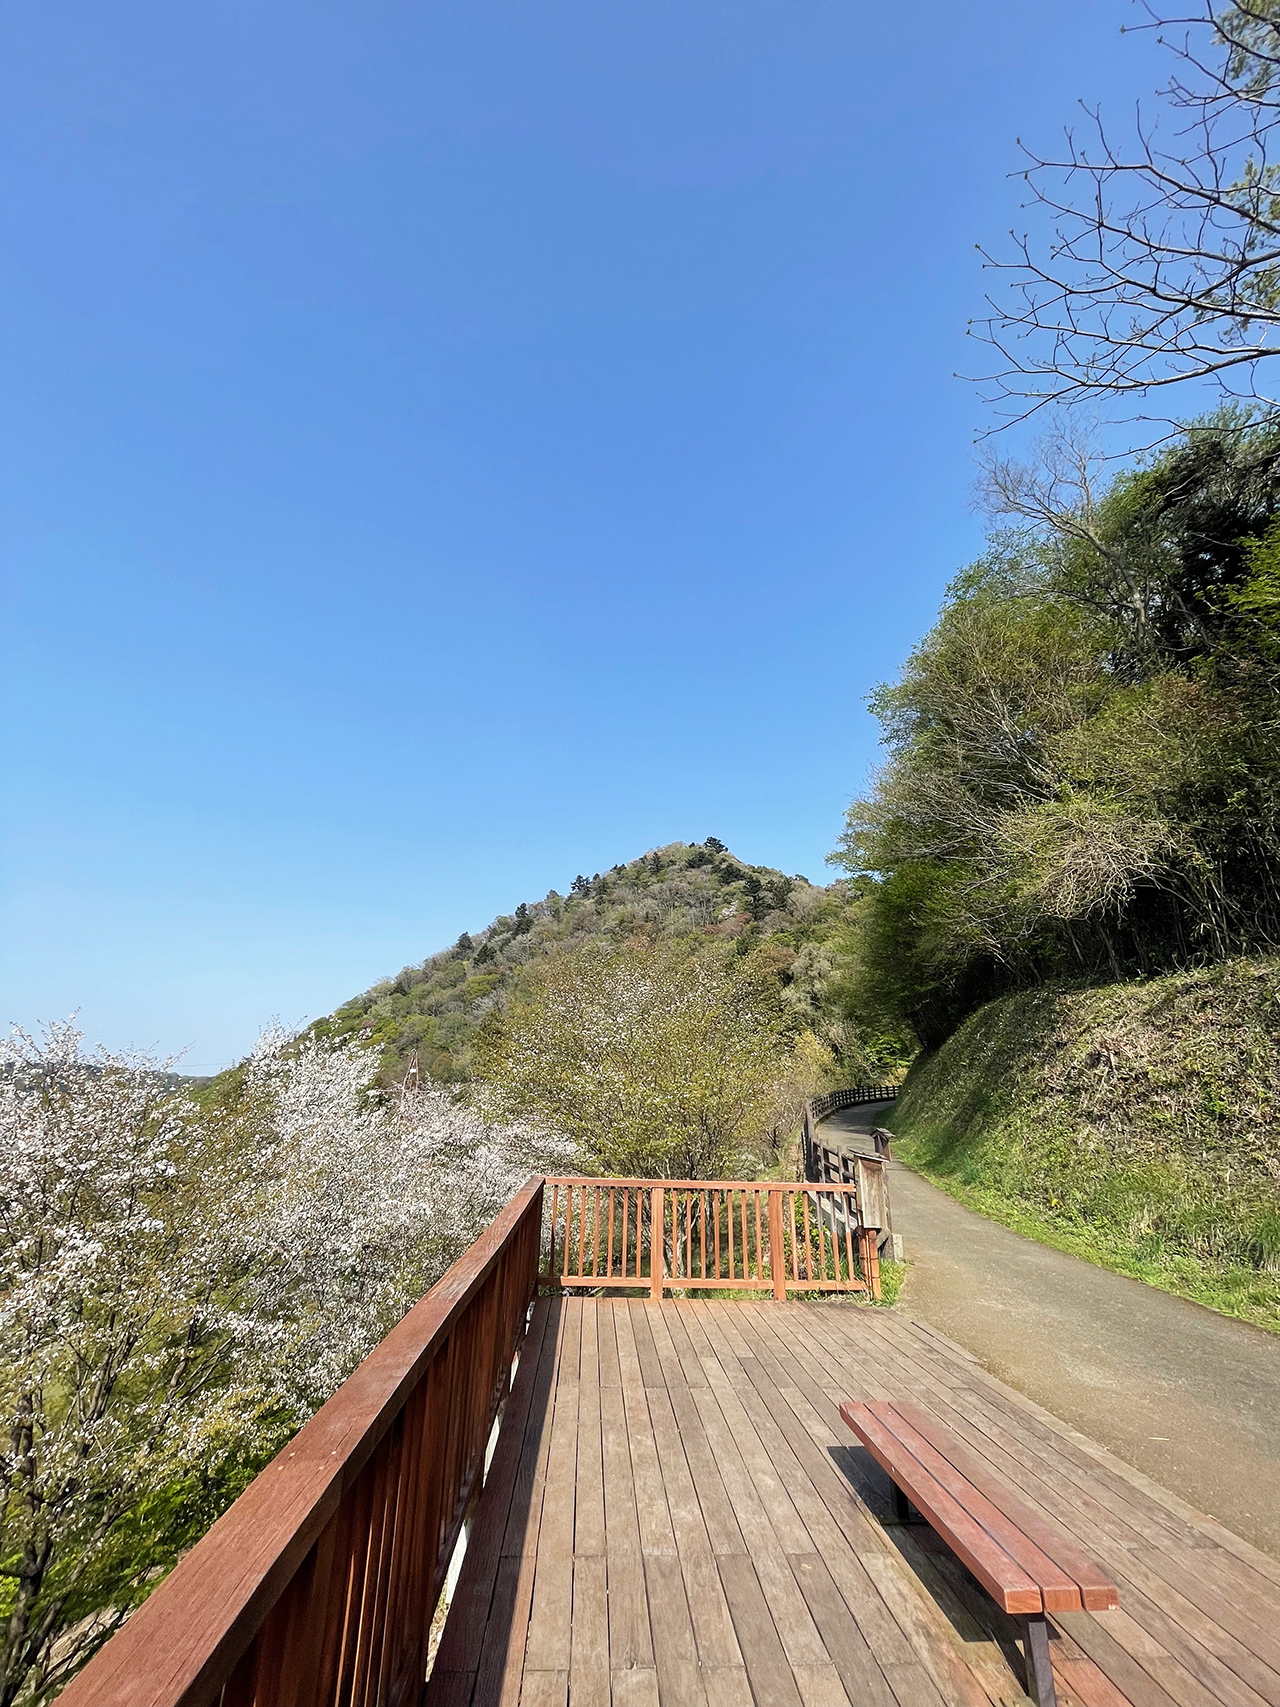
[427,1296,1280,1707]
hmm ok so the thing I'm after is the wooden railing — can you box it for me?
[60,1177,545,1707]
[540,1177,883,1300]
[802,1092,897,1247]
[809,1084,899,1119]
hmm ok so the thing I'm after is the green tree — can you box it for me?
[474,939,805,1178]
[835,421,1280,1044]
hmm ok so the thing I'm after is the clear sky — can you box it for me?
[2,0,1166,1069]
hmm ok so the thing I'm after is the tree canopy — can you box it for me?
[834,418,1280,1044]
[473,938,814,1179]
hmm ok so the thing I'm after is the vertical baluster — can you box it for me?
[592,1187,602,1278]
[714,1189,722,1281]
[349,1429,396,1707]
[650,1186,664,1301]
[767,1189,786,1300]
[576,1186,587,1282]
[377,1386,432,1703]
[548,1182,559,1284]
[220,1635,260,1707]
[621,1189,631,1280]
[699,1191,707,1280]
[861,1227,882,1299]
[843,1192,857,1284]
[684,1190,692,1280]
[802,1190,814,1284]
[753,1192,763,1285]
[607,1188,617,1280]
[726,1189,735,1280]
[788,1192,801,1285]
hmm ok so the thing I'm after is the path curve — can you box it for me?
[824,1101,1280,1558]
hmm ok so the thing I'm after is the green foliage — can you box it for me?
[473,938,808,1178]
[890,957,1280,1330]
[834,420,1280,1044]
[300,841,897,1089]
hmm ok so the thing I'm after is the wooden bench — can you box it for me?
[840,1400,1120,1707]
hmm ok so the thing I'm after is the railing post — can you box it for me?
[650,1186,664,1301]
[767,1189,787,1300]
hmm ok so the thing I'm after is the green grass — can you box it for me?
[895,1133,1280,1331]
[875,1257,908,1308]
[890,959,1280,1335]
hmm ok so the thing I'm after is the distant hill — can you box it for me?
[310,840,861,1085]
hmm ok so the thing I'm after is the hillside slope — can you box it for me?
[890,957,1280,1330]
[311,840,873,1085]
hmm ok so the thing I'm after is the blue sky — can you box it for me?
[2,0,1166,1069]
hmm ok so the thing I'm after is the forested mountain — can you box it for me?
[310,840,896,1085]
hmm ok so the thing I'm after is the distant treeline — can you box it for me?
[834,417,1280,1046]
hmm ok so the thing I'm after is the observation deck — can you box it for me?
[60,1174,1280,1707]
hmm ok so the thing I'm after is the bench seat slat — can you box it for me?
[892,1402,1119,1612]
[880,1406,1083,1612]
[841,1402,1044,1614]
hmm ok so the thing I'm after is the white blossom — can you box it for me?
[0,1019,566,1705]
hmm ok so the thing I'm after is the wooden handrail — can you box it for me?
[59,1177,545,1707]
[540,1177,882,1300]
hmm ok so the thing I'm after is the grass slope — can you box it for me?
[311,841,859,1084]
[890,957,1280,1332]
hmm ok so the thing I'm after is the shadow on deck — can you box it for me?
[429,1296,1280,1707]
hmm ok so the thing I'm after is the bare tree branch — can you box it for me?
[973,1,1280,428]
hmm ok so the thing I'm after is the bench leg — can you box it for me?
[891,1482,913,1523]
[1023,1615,1057,1707]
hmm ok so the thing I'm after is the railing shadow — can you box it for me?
[424,1294,564,1707]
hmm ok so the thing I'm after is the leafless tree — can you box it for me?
[975,2,1280,425]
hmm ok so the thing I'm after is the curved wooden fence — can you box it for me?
[809,1084,899,1119]
[802,1086,900,1247]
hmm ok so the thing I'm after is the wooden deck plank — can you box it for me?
[644,1387,743,1667]
[786,1552,899,1707]
[776,1305,1280,1682]
[569,1555,609,1707]
[659,1301,711,1390]
[523,1300,582,1676]
[615,1305,678,1558]
[643,1551,708,1707]
[575,1312,606,1562]
[716,1554,805,1707]
[599,1346,654,1674]
[425,1295,1280,1707]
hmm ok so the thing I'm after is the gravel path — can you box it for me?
[824,1101,1280,1558]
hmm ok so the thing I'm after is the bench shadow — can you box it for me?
[830,1443,1047,1698]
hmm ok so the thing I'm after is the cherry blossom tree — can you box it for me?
[0,1020,559,1705]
